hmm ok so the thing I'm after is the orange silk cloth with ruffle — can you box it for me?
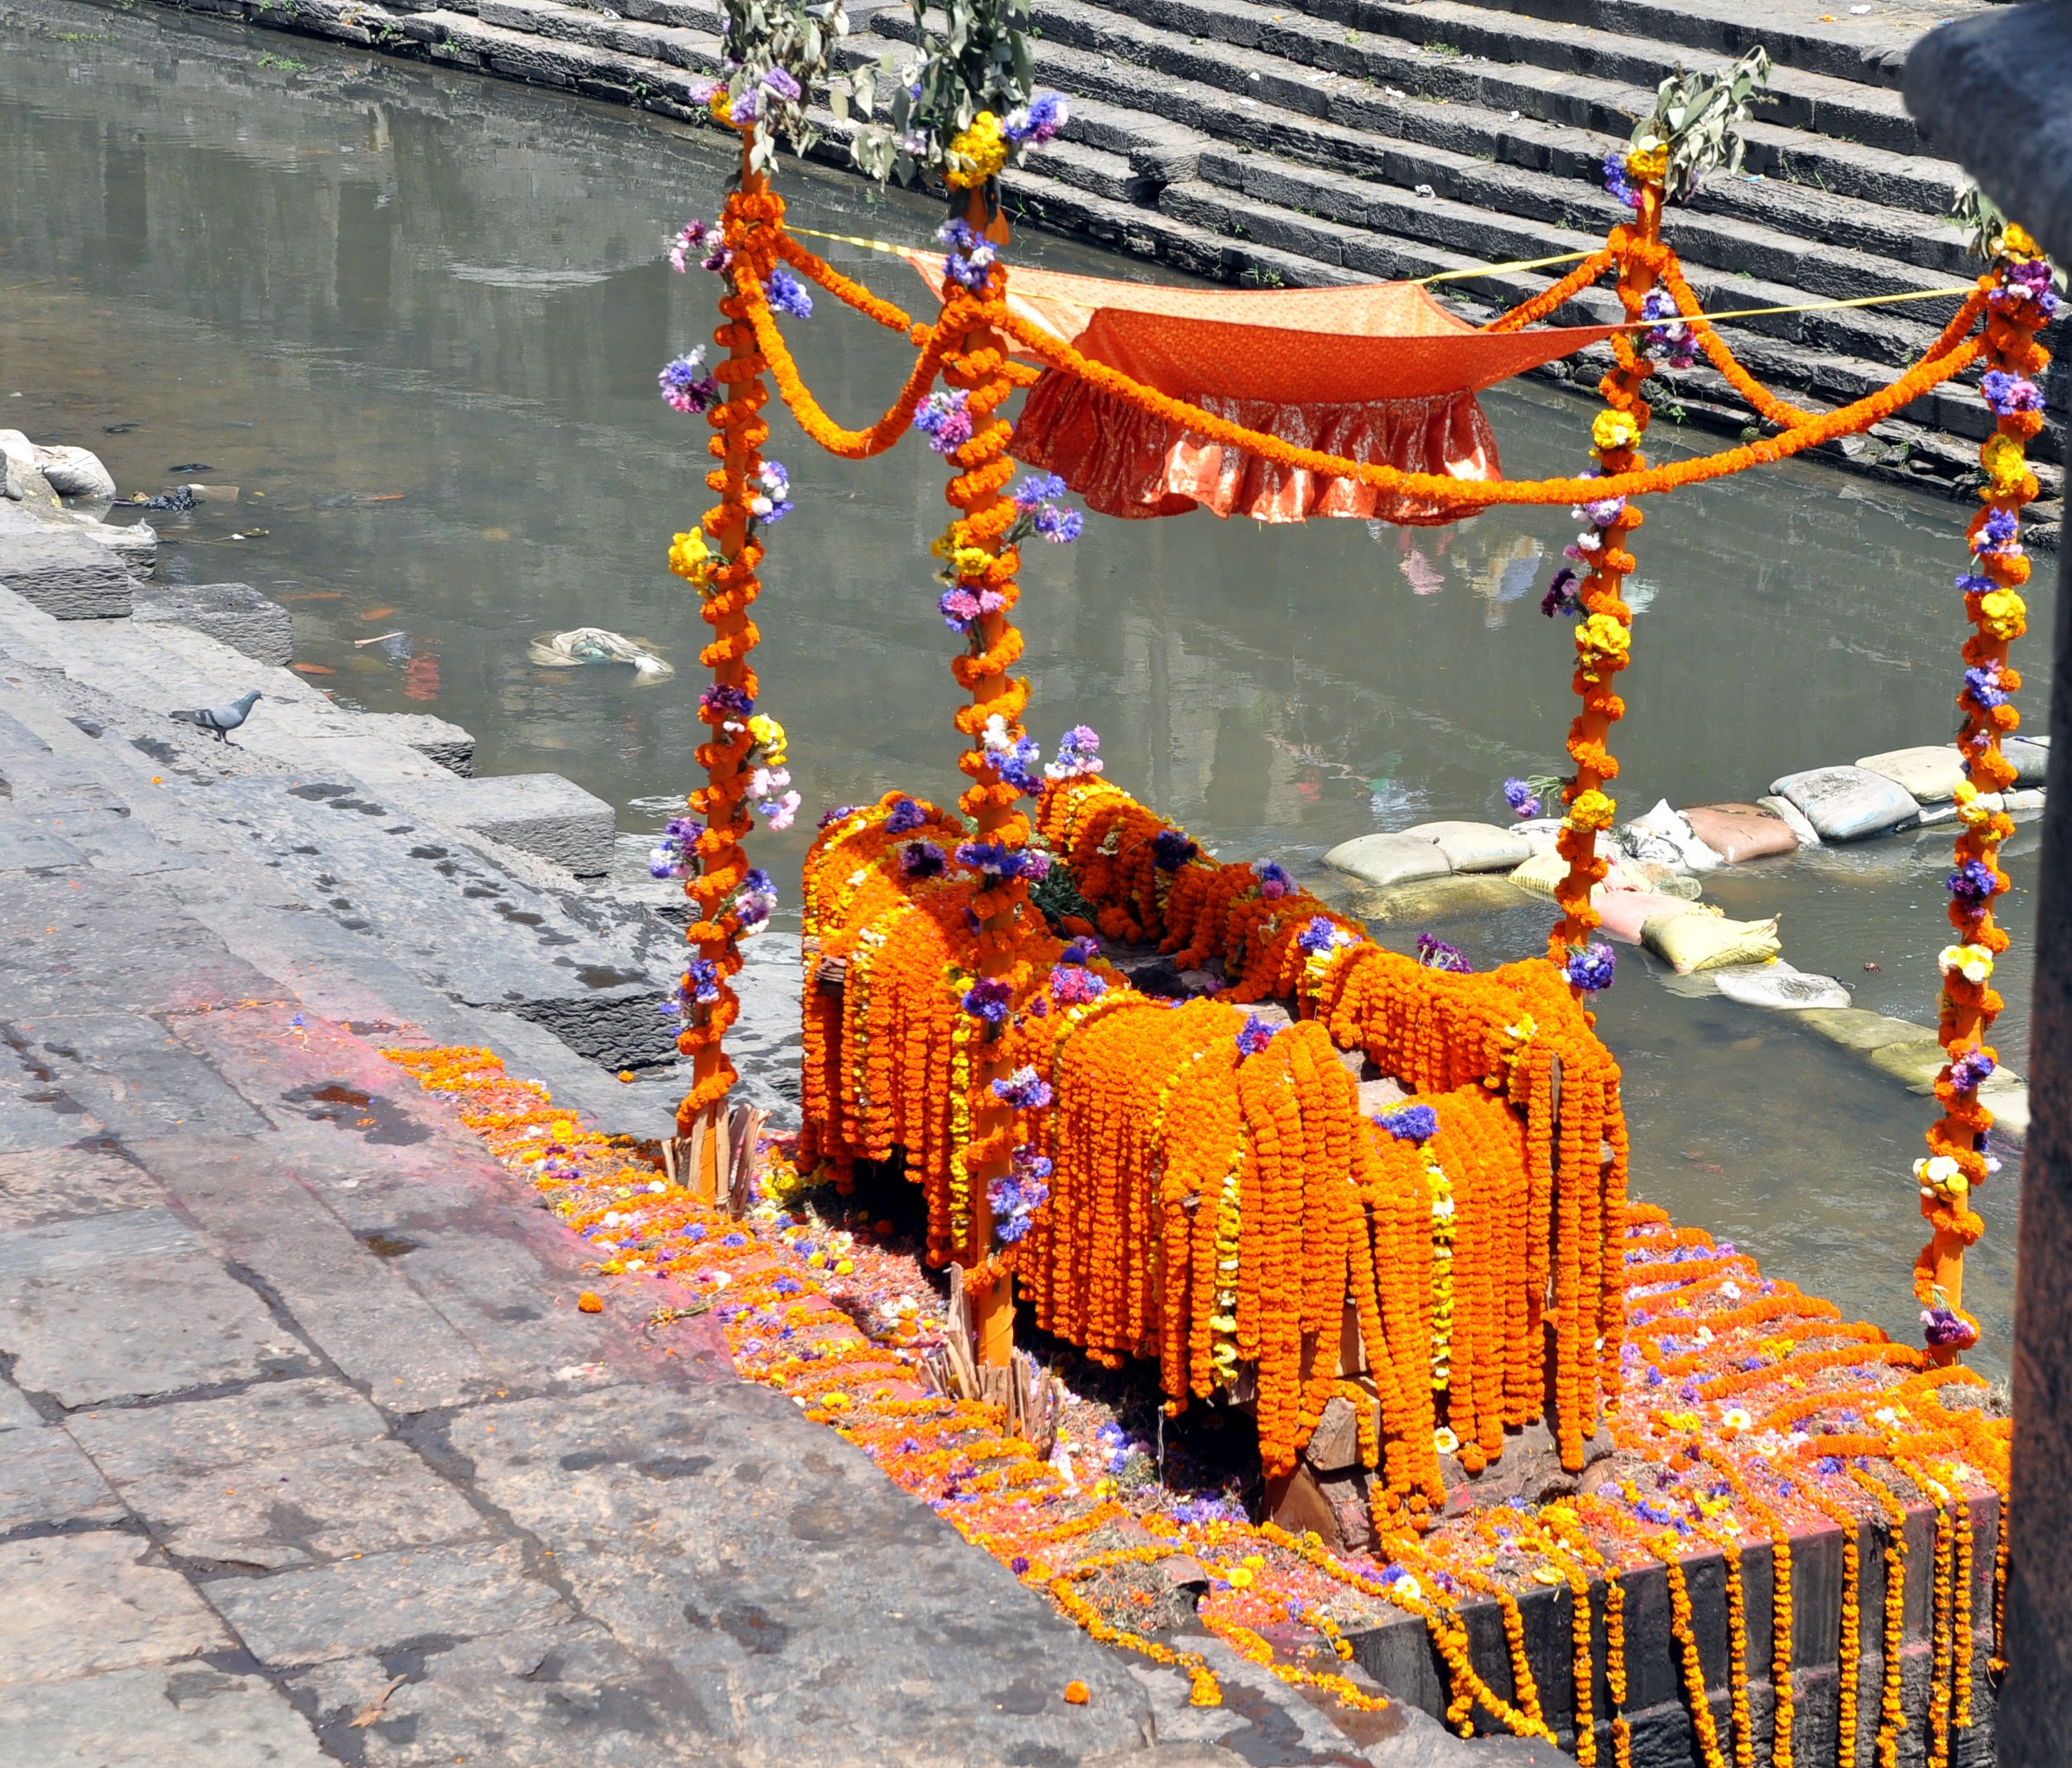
[906,254,1614,525]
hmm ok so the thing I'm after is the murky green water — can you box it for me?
[1,2,2042,1374]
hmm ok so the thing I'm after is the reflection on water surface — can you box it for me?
[1,0,2044,1375]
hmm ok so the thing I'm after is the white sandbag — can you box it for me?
[1767,766,1921,842]
[1323,833,1452,890]
[1401,820,1533,873]
[1620,799,1723,872]
[1711,961,1851,1011]
[33,444,117,502]
[1855,745,1967,804]
[1755,795,1821,848]
[2002,737,2050,785]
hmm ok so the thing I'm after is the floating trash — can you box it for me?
[527,627,674,682]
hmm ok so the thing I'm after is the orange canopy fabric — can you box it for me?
[906,255,1617,524]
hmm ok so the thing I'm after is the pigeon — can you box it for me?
[170,689,262,745]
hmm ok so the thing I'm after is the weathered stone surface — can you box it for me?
[0,1145,162,1232]
[132,582,294,669]
[1324,832,1452,889]
[452,1382,1156,1761]
[0,1426,127,1533]
[0,1208,305,1406]
[17,1013,271,1141]
[1855,742,1968,803]
[365,709,477,776]
[2004,735,2051,785]
[429,771,617,877]
[68,1379,391,1482]
[209,1540,566,1665]
[1400,819,1532,872]
[1770,765,1923,841]
[0,524,134,620]
[0,1532,231,1684]
[114,1438,488,1570]
[0,1664,326,1767]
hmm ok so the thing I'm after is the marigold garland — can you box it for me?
[1915,226,2056,1362]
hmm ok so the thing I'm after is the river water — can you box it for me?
[1,2,2045,1376]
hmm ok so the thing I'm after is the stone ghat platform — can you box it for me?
[385,1031,2009,1768]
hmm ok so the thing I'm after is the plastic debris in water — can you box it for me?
[527,627,675,682]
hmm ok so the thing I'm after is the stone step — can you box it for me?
[1032,136,1152,205]
[1252,0,1931,155]
[1423,0,1972,92]
[1026,0,1933,161]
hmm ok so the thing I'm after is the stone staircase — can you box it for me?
[177,0,2065,507]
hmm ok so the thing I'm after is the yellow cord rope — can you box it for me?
[785,226,1972,325]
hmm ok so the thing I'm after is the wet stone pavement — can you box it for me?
[0,659,1560,1765]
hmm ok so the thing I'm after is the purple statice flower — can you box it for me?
[1949,1046,1997,1091]
[732,87,761,124]
[1151,829,1198,872]
[658,352,721,415]
[1603,150,1639,209]
[1051,963,1107,1006]
[1255,860,1293,901]
[1060,937,1101,963]
[1982,369,2043,416]
[667,218,713,274]
[938,587,983,632]
[1032,504,1084,543]
[1976,508,2023,557]
[761,65,801,102]
[991,1066,1054,1110]
[885,795,926,834]
[1638,290,1696,368]
[962,977,1014,1026]
[733,867,776,929]
[1566,943,1616,993]
[700,683,753,721]
[986,725,1045,795]
[1579,493,1628,529]
[1046,723,1103,781]
[901,839,945,880]
[1994,258,2060,319]
[1378,1103,1439,1143]
[1541,565,1582,619]
[1949,858,1997,906]
[988,1164,1052,1243]
[1235,1014,1278,1059]
[913,390,974,455]
[766,264,814,319]
[956,841,1050,883]
[1921,1305,1977,1349]
[1964,661,2009,710]
[648,815,704,880]
[936,218,997,293]
[1013,472,1069,510]
[1296,915,1341,955]
[1503,777,1541,819]
[1416,932,1471,973]
[818,803,860,829]
[1956,572,1996,598]
[1003,92,1068,146]
[749,459,791,525]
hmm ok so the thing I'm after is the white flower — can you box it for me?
[1720,1281,1742,1301]
[1721,1407,1752,1431]
[1940,943,1995,983]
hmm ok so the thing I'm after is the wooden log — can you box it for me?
[726,1103,766,1218]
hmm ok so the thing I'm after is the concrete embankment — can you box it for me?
[93,0,2065,521]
